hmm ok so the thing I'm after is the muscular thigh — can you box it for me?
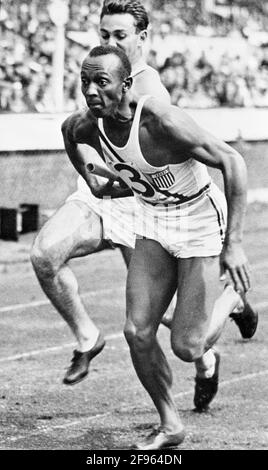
[34,201,104,263]
[171,256,222,343]
[126,239,177,331]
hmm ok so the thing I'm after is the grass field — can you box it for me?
[0,142,267,451]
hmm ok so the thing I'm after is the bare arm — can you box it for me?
[61,116,133,199]
[161,106,250,292]
[191,133,249,293]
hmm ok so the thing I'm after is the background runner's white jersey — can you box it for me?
[131,63,158,80]
[98,95,212,206]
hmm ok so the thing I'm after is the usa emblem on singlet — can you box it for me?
[151,168,175,190]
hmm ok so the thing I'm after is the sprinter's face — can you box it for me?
[81,54,124,117]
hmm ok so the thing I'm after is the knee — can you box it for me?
[124,320,155,353]
[171,335,205,363]
[30,235,58,278]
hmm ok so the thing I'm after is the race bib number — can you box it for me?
[112,162,156,199]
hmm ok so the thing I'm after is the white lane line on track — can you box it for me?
[0,331,124,364]
[0,299,55,313]
[0,299,267,364]
[4,368,268,443]
[1,258,268,315]
[1,258,267,315]
[0,286,124,314]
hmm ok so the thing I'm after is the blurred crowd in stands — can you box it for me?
[1,0,268,112]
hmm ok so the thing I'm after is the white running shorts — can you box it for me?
[134,182,227,258]
[66,176,137,248]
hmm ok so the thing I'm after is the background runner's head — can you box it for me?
[99,0,149,64]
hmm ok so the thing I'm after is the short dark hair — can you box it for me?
[88,45,132,80]
[100,0,149,32]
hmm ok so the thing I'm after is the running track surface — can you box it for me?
[0,201,267,450]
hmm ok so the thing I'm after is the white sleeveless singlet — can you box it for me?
[75,64,153,195]
[98,95,211,206]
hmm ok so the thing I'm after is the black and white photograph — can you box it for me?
[0,0,267,455]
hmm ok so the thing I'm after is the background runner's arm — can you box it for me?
[162,107,250,293]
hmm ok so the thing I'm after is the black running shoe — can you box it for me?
[230,296,258,339]
[194,350,220,412]
[63,334,106,385]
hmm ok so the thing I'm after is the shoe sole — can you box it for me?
[63,370,89,386]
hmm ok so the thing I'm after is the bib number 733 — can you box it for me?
[113,162,156,199]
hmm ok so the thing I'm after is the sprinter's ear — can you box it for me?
[122,76,133,93]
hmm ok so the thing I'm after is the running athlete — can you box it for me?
[31,1,257,405]
[30,0,171,387]
[61,45,255,449]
